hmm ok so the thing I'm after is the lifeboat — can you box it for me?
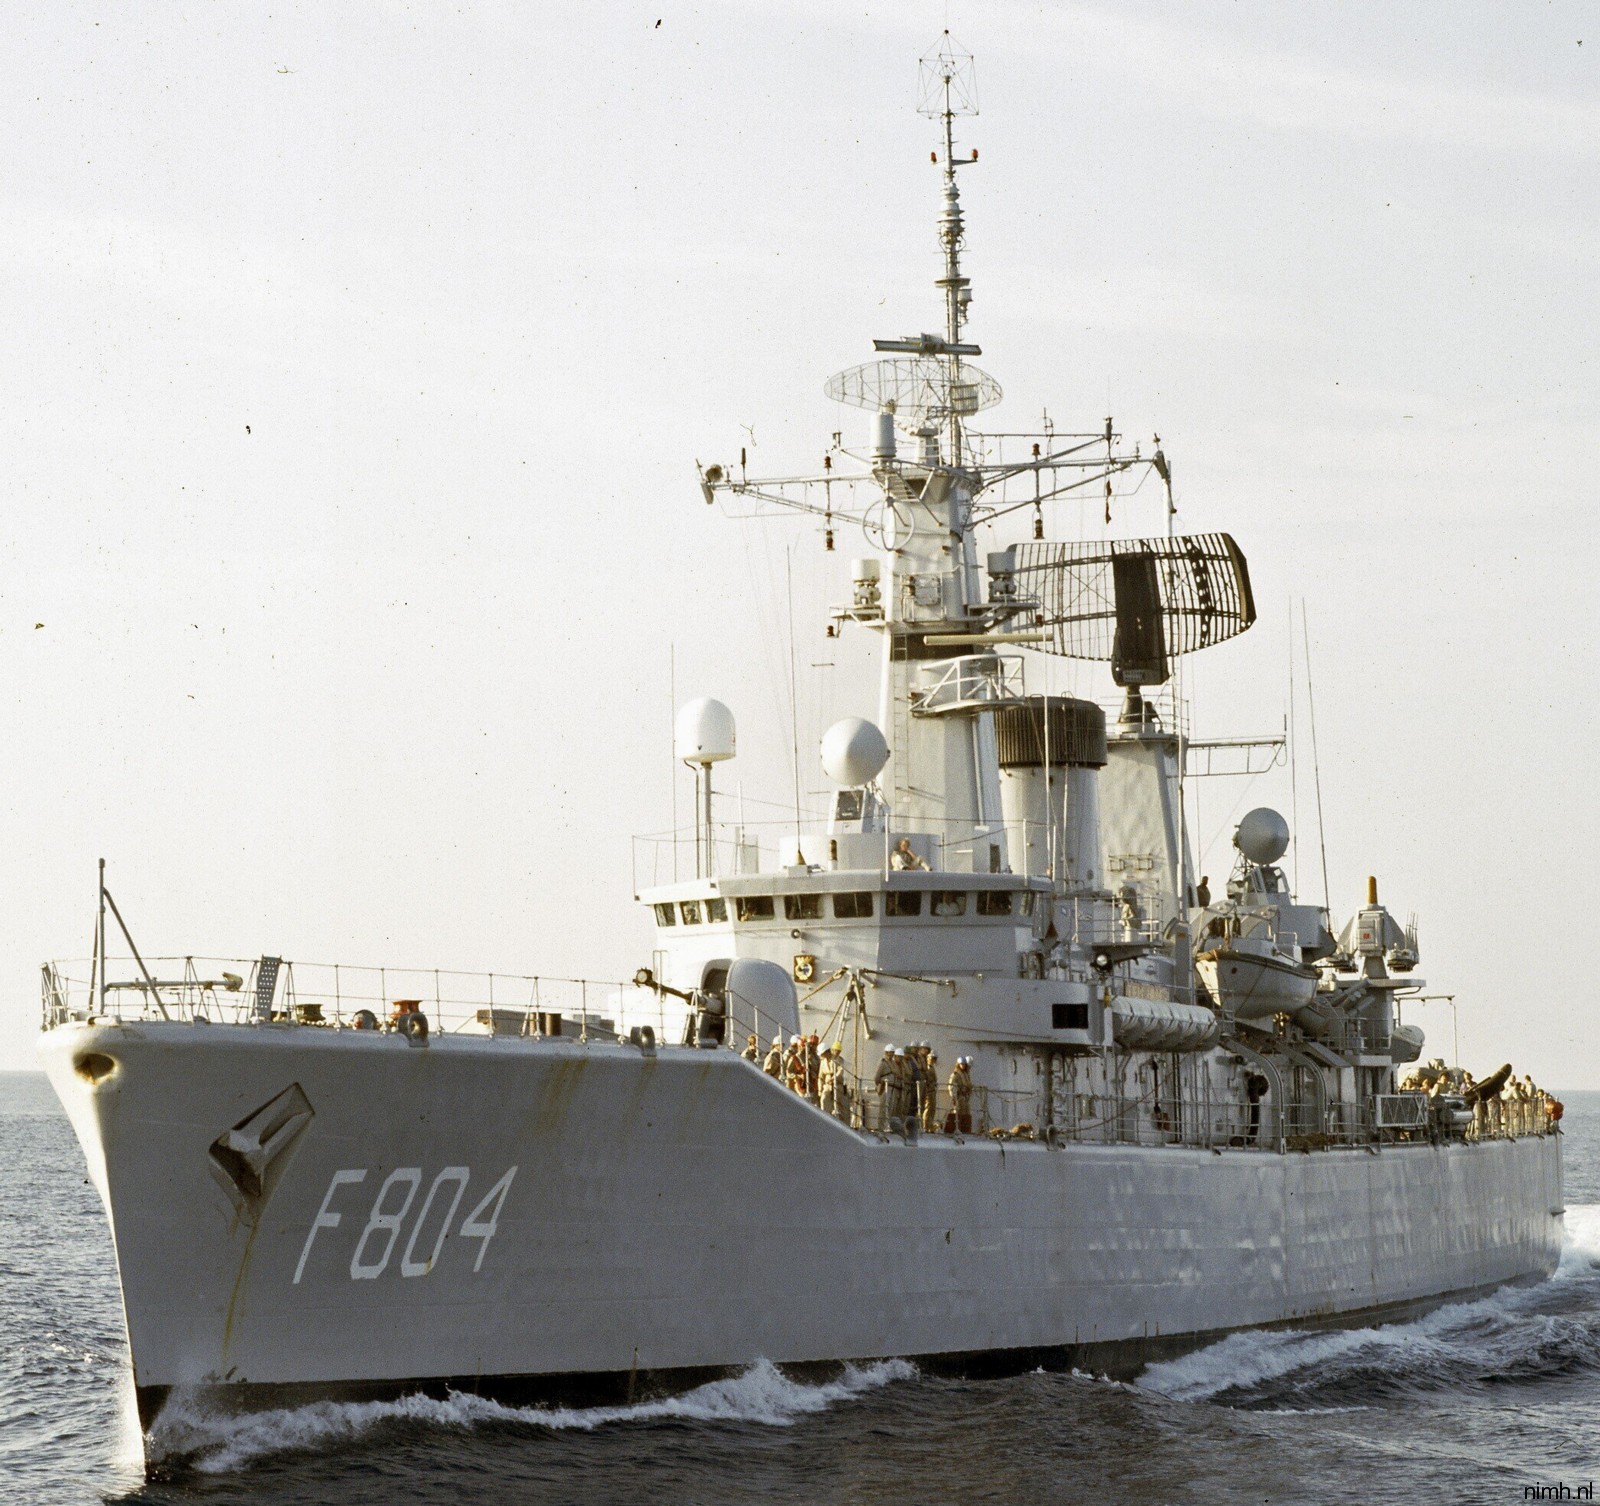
[1195,932,1318,1019]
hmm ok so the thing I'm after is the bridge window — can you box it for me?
[833,892,874,919]
[1019,892,1036,917]
[653,903,677,927]
[736,896,774,922]
[977,891,1013,917]
[784,894,822,921]
[932,892,968,917]
[886,892,922,917]
[680,900,703,925]
[1053,1003,1089,1030]
[706,897,728,923]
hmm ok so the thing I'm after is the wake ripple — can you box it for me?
[1137,1202,1600,1411]
[147,1357,916,1474]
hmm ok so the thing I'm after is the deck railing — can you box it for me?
[42,961,1555,1149]
[41,956,654,1042]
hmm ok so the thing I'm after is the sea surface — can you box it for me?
[3,1071,1597,1506]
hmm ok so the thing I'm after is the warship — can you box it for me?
[39,37,1562,1460]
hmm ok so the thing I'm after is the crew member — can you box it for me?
[742,1033,760,1063]
[1245,1071,1268,1145]
[829,1044,853,1124]
[947,1056,973,1135]
[905,1044,925,1125]
[819,1045,839,1117]
[890,1047,915,1130]
[890,838,929,872]
[874,1045,896,1130]
[763,1035,784,1077]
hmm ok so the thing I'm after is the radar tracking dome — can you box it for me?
[1234,807,1290,865]
[675,698,736,765]
[821,718,890,787]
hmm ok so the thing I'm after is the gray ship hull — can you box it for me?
[41,1021,1565,1429]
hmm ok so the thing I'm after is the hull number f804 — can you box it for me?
[293,1165,518,1284]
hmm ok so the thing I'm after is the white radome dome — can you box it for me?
[1235,807,1291,865]
[675,698,736,764]
[821,717,890,787]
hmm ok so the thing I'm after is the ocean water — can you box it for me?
[3,1072,1596,1506]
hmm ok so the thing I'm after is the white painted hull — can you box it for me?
[41,1021,1564,1427]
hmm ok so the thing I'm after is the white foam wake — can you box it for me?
[1138,1203,1600,1409]
[148,1357,915,1474]
[1137,1314,1455,1406]
[1558,1202,1600,1277]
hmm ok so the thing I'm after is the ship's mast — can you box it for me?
[931,36,975,468]
[875,33,983,476]
[694,34,1190,870]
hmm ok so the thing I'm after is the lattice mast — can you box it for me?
[871,34,983,474]
[927,35,977,467]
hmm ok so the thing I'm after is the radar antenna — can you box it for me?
[1012,532,1257,687]
[823,357,1000,432]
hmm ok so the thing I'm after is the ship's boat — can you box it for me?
[1195,937,1318,1019]
[38,35,1563,1469]
[1193,808,1324,1021]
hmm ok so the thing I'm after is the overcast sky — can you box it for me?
[3,2,1595,1085]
